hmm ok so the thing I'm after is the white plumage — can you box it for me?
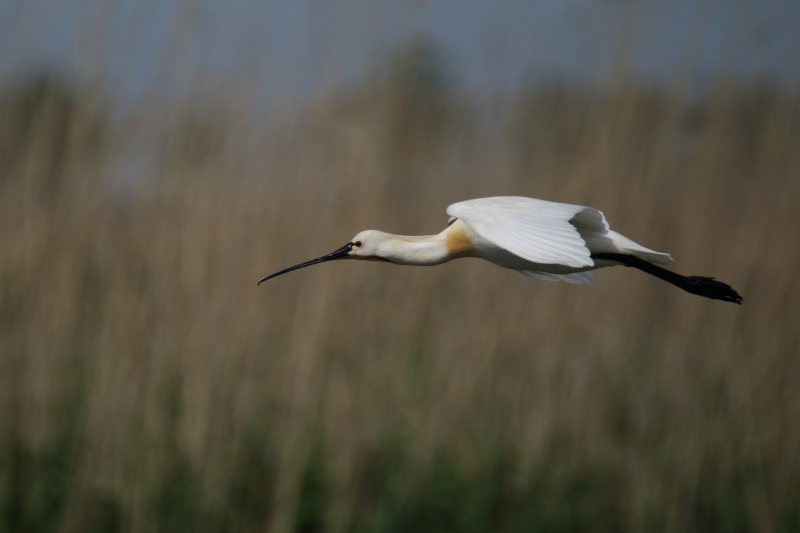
[447,197,597,268]
[446,196,672,283]
[258,196,742,304]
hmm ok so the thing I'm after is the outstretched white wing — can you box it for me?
[447,196,606,268]
[518,270,594,284]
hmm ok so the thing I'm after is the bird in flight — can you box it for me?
[258,196,742,304]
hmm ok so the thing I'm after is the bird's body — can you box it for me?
[259,196,742,304]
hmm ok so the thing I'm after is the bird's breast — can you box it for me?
[444,221,478,258]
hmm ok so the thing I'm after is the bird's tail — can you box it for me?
[591,253,743,305]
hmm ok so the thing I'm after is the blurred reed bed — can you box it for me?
[0,55,799,533]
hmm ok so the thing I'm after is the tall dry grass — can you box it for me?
[0,56,799,532]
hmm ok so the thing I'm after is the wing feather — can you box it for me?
[447,197,596,268]
[518,270,594,285]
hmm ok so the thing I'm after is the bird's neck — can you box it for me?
[380,222,477,266]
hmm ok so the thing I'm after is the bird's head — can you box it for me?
[348,230,393,261]
[257,230,391,284]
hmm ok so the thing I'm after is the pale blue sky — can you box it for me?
[0,0,797,106]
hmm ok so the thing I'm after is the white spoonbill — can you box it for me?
[258,196,742,304]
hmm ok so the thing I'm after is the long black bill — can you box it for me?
[257,242,355,285]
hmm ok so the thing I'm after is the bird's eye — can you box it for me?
[354,241,362,247]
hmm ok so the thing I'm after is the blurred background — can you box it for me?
[1,1,799,532]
